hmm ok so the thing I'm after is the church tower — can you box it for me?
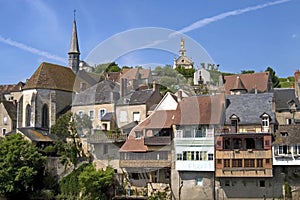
[173,37,194,69]
[68,11,80,73]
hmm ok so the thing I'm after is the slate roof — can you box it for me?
[101,112,113,121]
[224,72,271,94]
[23,62,76,92]
[273,88,300,111]
[225,93,275,125]
[1,101,17,121]
[18,127,56,142]
[117,89,160,105]
[72,80,120,106]
[68,20,80,54]
[273,125,300,145]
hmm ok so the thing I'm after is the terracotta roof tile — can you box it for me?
[119,136,147,152]
[176,93,225,125]
[224,72,270,94]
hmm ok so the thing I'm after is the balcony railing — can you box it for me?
[120,160,171,168]
[144,136,171,145]
[87,133,127,143]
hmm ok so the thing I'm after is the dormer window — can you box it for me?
[260,113,270,133]
[230,114,239,133]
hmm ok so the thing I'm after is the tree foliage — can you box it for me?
[265,66,280,88]
[0,134,45,198]
[95,62,121,73]
[58,163,114,200]
[241,70,255,74]
[50,112,91,167]
[175,66,195,79]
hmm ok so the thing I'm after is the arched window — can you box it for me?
[26,104,31,126]
[42,104,49,128]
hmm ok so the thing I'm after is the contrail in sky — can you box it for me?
[0,35,66,63]
[177,0,291,34]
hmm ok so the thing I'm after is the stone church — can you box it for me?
[173,38,194,69]
[16,17,83,143]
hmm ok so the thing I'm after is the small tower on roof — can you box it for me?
[68,10,80,73]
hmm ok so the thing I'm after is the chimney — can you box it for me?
[178,90,182,102]
[120,78,127,97]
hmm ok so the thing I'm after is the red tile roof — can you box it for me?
[119,136,147,152]
[224,72,270,94]
[176,93,225,125]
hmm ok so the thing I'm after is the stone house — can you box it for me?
[172,93,225,200]
[215,93,280,199]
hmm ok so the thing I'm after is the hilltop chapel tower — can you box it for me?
[68,11,80,73]
[173,37,194,69]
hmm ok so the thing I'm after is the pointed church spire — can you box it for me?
[68,9,80,73]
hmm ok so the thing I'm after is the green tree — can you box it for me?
[241,70,255,74]
[78,164,114,199]
[175,66,195,79]
[0,134,45,199]
[95,62,121,73]
[58,163,114,200]
[265,67,280,88]
[50,112,90,167]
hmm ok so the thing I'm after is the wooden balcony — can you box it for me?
[216,167,273,177]
[144,136,171,145]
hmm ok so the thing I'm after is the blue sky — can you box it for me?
[0,0,299,84]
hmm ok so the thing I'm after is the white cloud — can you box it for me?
[0,35,66,63]
[177,0,291,34]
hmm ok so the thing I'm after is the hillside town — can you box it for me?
[1,17,300,200]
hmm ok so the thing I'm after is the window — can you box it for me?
[3,116,8,125]
[279,145,288,154]
[176,154,182,160]
[217,159,222,165]
[133,112,140,122]
[224,138,231,149]
[261,115,269,132]
[78,111,84,118]
[233,138,242,149]
[230,114,239,133]
[183,152,187,160]
[42,104,49,128]
[120,111,127,122]
[2,128,6,135]
[231,119,238,133]
[224,159,230,167]
[224,180,230,186]
[259,180,265,187]
[232,159,242,167]
[294,145,300,155]
[245,138,255,149]
[266,159,270,164]
[286,118,294,125]
[208,153,214,160]
[25,104,31,127]
[195,177,203,186]
[280,132,288,137]
[98,109,106,119]
[244,159,255,167]
[89,110,94,120]
[195,151,199,160]
[191,151,195,160]
[257,159,263,167]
